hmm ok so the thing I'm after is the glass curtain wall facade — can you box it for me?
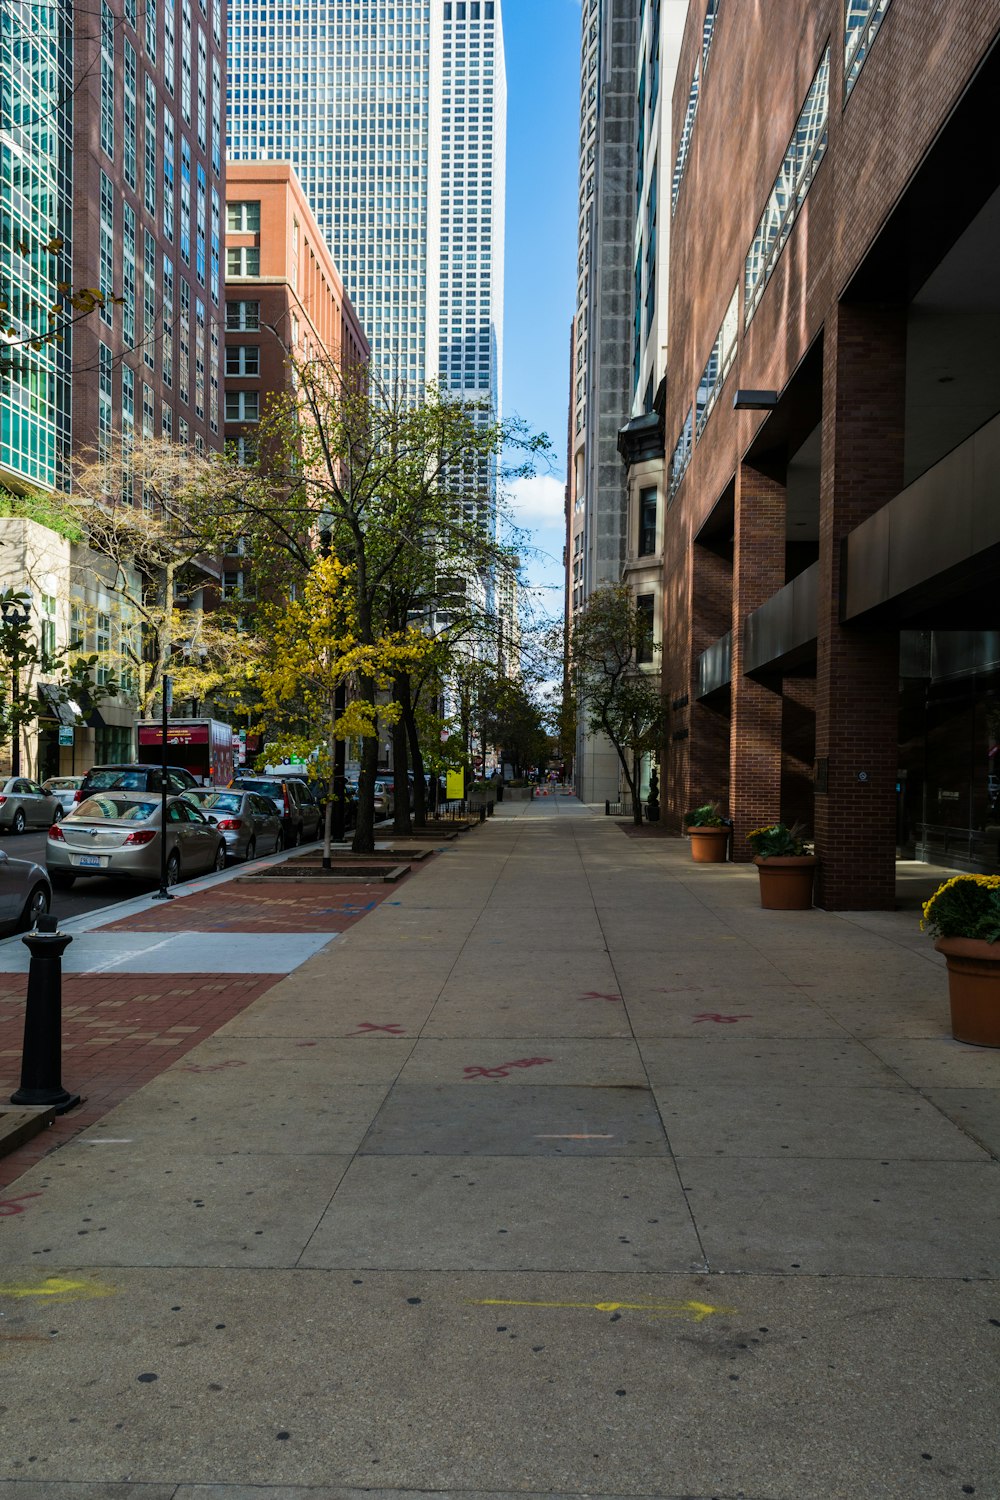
[227,0,506,455]
[1,0,74,492]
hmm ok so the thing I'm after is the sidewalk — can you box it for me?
[0,799,998,1500]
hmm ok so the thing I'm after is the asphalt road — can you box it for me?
[0,826,159,925]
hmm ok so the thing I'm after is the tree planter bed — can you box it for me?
[240,865,410,883]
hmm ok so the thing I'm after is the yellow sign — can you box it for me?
[446,769,465,800]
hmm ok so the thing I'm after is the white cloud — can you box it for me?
[507,473,566,528]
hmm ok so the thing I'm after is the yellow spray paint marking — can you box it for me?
[0,1277,115,1304]
[469,1297,734,1323]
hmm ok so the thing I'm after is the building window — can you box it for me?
[696,286,738,437]
[225,345,260,376]
[194,296,205,418]
[225,390,259,422]
[99,174,114,326]
[668,406,693,502]
[210,188,220,303]
[162,254,174,387]
[226,299,260,331]
[122,204,136,347]
[98,343,113,458]
[636,594,655,665]
[226,246,260,277]
[745,47,830,329]
[100,1,115,159]
[145,0,156,62]
[96,613,112,686]
[123,39,137,188]
[143,231,156,367]
[179,279,190,403]
[163,112,175,241]
[638,487,657,557]
[844,0,892,98]
[671,0,719,217]
[226,200,261,234]
[144,75,157,217]
[41,595,57,661]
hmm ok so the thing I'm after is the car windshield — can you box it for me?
[187,792,242,814]
[238,779,283,797]
[73,797,158,821]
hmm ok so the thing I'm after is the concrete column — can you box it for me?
[814,302,906,910]
[729,462,786,860]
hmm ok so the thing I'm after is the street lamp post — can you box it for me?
[1,591,33,778]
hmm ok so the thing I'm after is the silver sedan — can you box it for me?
[0,848,51,932]
[46,792,227,889]
[41,775,85,817]
[0,777,61,833]
[181,788,283,862]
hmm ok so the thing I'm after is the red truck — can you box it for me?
[137,718,234,787]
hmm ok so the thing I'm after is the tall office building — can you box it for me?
[227,0,506,436]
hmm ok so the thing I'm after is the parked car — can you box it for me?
[181,787,283,862]
[41,776,85,818]
[347,777,395,820]
[0,777,62,834]
[74,764,200,805]
[0,849,51,932]
[229,776,322,847]
[46,792,227,889]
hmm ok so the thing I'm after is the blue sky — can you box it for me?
[500,0,580,621]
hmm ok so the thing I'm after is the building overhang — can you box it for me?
[617,410,664,469]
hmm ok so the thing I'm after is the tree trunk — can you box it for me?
[352,676,379,854]
[402,674,428,829]
[631,751,644,826]
[391,673,412,836]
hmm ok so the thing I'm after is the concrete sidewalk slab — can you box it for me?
[638,1036,907,1089]
[654,1083,991,1159]
[0,1268,995,1499]
[300,1155,701,1272]
[397,1037,646,1087]
[358,1083,668,1157]
[677,1155,1000,1276]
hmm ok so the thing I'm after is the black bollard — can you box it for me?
[10,913,80,1114]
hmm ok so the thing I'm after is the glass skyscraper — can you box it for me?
[1,0,74,492]
[227,0,505,429]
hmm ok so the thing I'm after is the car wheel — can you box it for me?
[19,884,50,931]
[12,810,25,834]
[213,843,226,873]
[50,871,75,890]
[244,837,256,863]
[166,852,181,886]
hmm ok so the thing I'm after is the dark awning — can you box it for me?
[37,683,79,726]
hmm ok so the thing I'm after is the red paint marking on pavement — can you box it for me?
[692,1013,753,1024]
[463,1057,553,1079]
[348,1022,406,1036]
[177,1059,248,1074]
[578,991,622,1004]
[0,1193,43,1216]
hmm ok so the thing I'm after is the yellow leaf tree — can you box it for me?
[255,554,432,859]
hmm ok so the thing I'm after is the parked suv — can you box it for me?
[232,776,322,846]
[75,764,200,805]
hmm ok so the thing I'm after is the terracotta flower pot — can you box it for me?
[934,936,1000,1047]
[686,826,729,863]
[753,854,817,909]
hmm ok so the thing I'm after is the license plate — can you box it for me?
[77,855,103,868]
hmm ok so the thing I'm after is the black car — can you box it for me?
[231,776,322,846]
[75,764,200,806]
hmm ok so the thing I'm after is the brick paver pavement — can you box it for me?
[101,879,395,933]
[0,972,277,1191]
[0,875,403,1191]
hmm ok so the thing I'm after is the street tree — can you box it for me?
[253,554,432,863]
[568,583,664,826]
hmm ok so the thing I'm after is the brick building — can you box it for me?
[662,0,1000,907]
[222,162,369,596]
